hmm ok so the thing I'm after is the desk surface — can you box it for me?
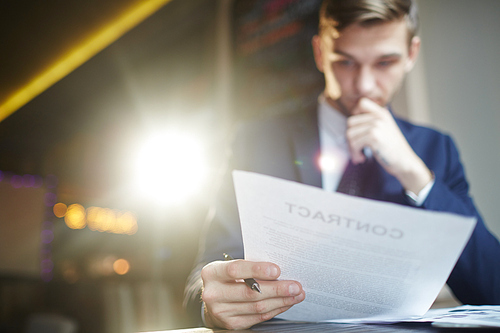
[140,322,498,333]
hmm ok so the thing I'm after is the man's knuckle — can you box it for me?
[226,261,239,279]
[283,296,295,306]
[252,263,265,276]
[253,300,267,314]
[244,287,260,300]
[201,289,216,303]
[260,310,278,322]
[276,283,287,296]
[200,266,212,281]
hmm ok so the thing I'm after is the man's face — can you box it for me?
[312,19,420,115]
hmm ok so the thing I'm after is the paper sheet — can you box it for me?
[422,305,500,328]
[232,171,476,323]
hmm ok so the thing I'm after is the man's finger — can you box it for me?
[208,279,303,303]
[346,121,373,142]
[225,260,281,281]
[346,123,375,164]
[215,291,305,316]
[347,113,377,127]
[202,260,280,283]
[351,97,388,116]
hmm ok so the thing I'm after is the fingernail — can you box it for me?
[266,265,278,277]
[294,293,305,302]
[289,284,300,296]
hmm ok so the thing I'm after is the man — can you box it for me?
[184,0,500,329]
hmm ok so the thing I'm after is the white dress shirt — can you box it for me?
[318,95,350,193]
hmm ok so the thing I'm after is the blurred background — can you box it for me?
[0,0,499,332]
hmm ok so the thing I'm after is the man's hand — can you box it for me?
[346,98,433,194]
[201,259,305,330]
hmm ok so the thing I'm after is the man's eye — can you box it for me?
[337,60,355,67]
[377,60,396,68]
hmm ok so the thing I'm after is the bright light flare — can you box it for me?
[318,154,341,173]
[132,131,208,205]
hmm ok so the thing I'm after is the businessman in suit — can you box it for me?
[184,0,500,329]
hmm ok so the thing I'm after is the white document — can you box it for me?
[232,170,477,323]
[421,305,500,328]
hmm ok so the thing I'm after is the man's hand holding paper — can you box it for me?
[200,257,305,329]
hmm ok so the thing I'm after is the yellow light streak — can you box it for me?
[0,0,173,123]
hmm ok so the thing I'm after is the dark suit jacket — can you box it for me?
[184,107,500,324]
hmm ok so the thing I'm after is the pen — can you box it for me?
[223,253,262,293]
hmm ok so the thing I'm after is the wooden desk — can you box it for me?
[139,322,471,332]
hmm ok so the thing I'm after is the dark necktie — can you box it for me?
[337,160,367,196]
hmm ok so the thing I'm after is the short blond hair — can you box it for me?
[319,0,418,44]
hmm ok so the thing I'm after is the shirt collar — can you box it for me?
[318,95,347,142]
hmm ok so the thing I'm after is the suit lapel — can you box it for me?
[290,108,322,188]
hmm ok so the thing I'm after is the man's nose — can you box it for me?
[355,66,376,96]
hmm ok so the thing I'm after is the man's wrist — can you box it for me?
[396,155,433,195]
[405,172,435,206]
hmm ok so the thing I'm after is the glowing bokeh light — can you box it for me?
[22,174,36,187]
[63,267,79,284]
[64,204,87,229]
[116,212,138,235]
[53,202,68,218]
[41,230,54,244]
[102,256,117,276]
[59,203,138,235]
[86,206,138,235]
[10,175,23,188]
[113,259,130,275]
[132,130,208,205]
[86,206,100,231]
[44,192,58,207]
[61,261,79,284]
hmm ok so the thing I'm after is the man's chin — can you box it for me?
[335,99,355,116]
[325,96,386,116]
[324,97,352,116]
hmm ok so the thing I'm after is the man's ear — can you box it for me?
[405,36,421,72]
[312,35,325,73]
